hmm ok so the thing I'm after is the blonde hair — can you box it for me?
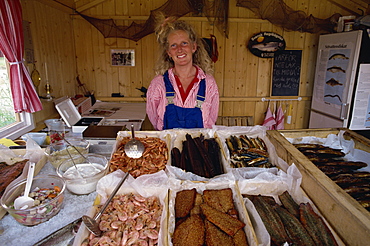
[154,14,214,75]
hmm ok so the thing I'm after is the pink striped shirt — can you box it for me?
[146,66,219,130]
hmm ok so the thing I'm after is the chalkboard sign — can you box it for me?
[272,50,302,96]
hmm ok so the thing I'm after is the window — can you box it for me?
[0,51,34,140]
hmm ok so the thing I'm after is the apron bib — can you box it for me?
[163,71,206,130]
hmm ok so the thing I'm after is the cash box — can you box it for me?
[55,97,103,133]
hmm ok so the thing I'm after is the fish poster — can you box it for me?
[324,49,351,105]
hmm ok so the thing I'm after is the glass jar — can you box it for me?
[44,119,65,144]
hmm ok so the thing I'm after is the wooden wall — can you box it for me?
[22,0,355,129]
[22,0,77,124]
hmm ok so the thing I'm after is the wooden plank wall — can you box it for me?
[22,0,77,124]
[22,0,354,129]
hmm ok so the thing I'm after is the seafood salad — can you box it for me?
[82,193,163,246]
[17,186,62,208]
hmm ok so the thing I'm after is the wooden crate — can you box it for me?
[266,128,370,246]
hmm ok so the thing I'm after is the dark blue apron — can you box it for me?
[163,71,206,130]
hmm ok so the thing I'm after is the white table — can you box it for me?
[82,102,146,130]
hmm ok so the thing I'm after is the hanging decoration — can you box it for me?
[78,0,229,42]
[236,0,341,33]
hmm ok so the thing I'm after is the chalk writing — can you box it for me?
[272,50,302,96]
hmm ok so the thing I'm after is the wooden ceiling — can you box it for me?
[44,0,370,15]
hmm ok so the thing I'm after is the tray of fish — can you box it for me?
[167,179,258,246]
[266,128,370,245]
[245,192,342,246]
[169,129,225,179]
[292,143,370,210]
[73,170,169,246]
[109,131,170,178]
[214,125,282,172]
[234,164,344,246]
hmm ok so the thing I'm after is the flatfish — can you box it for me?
[329,53,349,60]
[327,66,345,73]
[326,78,343,86]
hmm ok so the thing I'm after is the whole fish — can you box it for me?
[252,42,281,52]
[326,78,343,86]
[327,66,345,73]
[294,143,324,149]
[299,203,338,246]
[324,94,342,102]
[250,195,292,245]
[329,53,349,60]
[275,206,316,246]
[279,191,300,218]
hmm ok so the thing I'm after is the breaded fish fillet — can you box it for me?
[205,219,234,246]
[173,214,205,246]
[233,228,249,246]
[190,192,204,215]
[203,188,235,214]
[201,203,245,236]
[175,188,197,218]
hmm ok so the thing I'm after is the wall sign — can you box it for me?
[111,49,135,66]
[247,32,286,58]
[271,50,302,96]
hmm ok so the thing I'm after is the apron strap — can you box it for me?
[195,79,206,108]
[164,70,206,108]
[164,71,175,105]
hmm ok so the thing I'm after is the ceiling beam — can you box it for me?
[76,0,107,13]
[35,0,75,13]
[328,0,369,15]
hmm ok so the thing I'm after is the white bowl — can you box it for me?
[56,154,108,195]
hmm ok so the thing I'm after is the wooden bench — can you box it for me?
[216,116,254,126]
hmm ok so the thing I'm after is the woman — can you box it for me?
[146,17,219,130]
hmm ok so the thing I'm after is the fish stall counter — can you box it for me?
[0,160,98,246]
[56,99,146,134]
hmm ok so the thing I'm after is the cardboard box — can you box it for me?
[266,128,370,245]
[55,98,103,133]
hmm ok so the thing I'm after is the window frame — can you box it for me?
[0,50,36,140]
[0,111,35,140]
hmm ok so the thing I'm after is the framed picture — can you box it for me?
[111,49,135,66]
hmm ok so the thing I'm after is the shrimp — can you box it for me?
[83,193,162,246]
[99,221,112,231]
